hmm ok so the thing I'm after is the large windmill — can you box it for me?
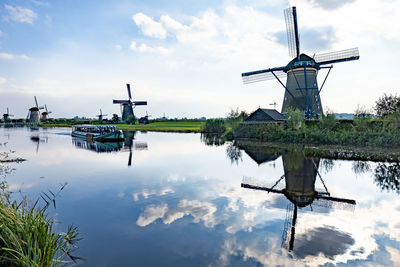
[113,84,147,121]
[241,6,360,119]
[96,109,108,122]
[41,105,52,121]
[27,96,44,123]
[241,151,356,252]
[3,108,14,123]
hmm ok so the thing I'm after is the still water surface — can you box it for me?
[1,127,400,266]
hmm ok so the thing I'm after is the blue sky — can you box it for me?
[1,0,399,118]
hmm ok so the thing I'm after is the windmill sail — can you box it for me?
[133,101,147,106]
[127,83,132,99]
[242,67,286,84]
[314,47,359,65]
[284,7,300,58]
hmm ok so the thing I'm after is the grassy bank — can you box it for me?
[233,112,400,148]
[116,121,204,132]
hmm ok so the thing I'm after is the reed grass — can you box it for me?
[0,184,81,266]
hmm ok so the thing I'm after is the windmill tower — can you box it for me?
[241,6,360,119]
[27,96,44,123]
[113,84,147,121]
[3,108,14,123]
[96,109,108,122]
[241,151,356,252]
[41,105,52,121]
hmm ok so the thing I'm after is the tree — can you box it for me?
[111,114,119,123]
[374,93,400,117]
[286,108,304,130]
[125,115,136,124]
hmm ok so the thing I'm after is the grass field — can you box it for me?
[117,121,205,132]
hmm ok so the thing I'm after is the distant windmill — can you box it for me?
[3,108,14,122]
[242,6,360,119]
[241,152,356,252]
[41,105,52,121]
[97,109,108,121]
[113,83,147,121]
[27,96,44,123]
[269,102,277,110]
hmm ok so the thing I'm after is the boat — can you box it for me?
[71,125,124,142]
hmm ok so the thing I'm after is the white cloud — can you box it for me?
[133,12,167,39]
[136,203,168,226]
[0,52,30,60]
[130,41,171,54]
[0,77,6,84]
[114,44,122,51]
[4,5,37,24]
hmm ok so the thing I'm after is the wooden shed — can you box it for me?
[243,108,286,124]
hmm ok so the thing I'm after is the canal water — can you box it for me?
[1,127,399,266]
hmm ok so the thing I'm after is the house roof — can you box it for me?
[259,109,286,121]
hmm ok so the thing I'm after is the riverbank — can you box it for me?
[235,139,400,162]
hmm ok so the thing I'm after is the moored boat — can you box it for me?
[72,125,124,142]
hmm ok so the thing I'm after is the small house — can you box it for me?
[244,108,286,124]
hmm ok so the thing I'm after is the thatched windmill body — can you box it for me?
[41,105,52,121]
[27,96,44,123]
[241,6,360,119]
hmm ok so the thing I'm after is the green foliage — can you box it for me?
[320,112,337,132]
[201,119,227,134]
[286,108,304,130]
[125,115,136,125]
[354,106,373,132]
[374,93,400,117]
[226,108,248,131]
[0,185,81,266]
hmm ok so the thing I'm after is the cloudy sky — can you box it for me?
[0,0,399,119]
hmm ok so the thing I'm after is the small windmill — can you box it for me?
[113,84,147,121]
[96,109,108,122]
[27,96,44,123]
[241,153,356,252]
[41,105,52,121]
[241,6,360,119]
[3,108,14,122]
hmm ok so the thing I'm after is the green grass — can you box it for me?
[0,188,81,266]
[116,121,204,132]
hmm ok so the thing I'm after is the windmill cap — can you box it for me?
[285,53,317,71]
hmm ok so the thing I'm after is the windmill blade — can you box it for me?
[128,149,132,166]
[113,100,131,104]
[127,83,132,99]
[242,67,287,84]
[314,47,359,65]
[315,194,356,205]
[45,105,48,113]
[34,96,39,108]
[100,109,102,115]
[284,6,300,58]
[241,183,284,195]
[133,101,147,106]
[7,107,9,114]
[103,114,108,117]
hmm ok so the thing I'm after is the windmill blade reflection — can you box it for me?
[240,148,356,254]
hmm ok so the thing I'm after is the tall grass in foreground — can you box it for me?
[0,183,81,266]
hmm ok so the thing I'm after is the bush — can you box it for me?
[201,119,226,134]
[286,108,304,130]
[125,115,136,124]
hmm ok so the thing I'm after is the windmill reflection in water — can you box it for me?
[71,130,147,166]
[240,148,356,253]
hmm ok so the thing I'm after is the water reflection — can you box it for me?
[71,130,148,166]
[375,162,400,194]
[30,135,48,153]
[239,145,356,259]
